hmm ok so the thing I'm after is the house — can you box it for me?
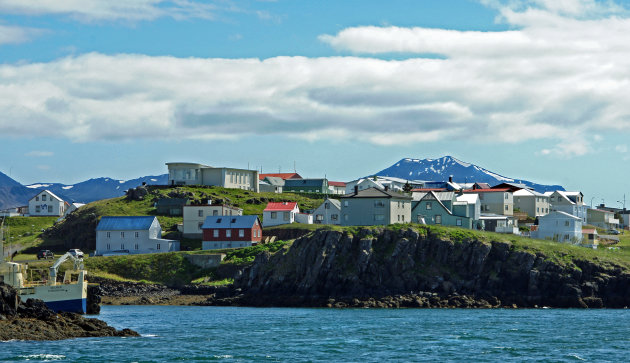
[201,215,262,250]
[513,189,550,218]
[587,208,619,230]
[345,176,425,195]
[63,203,85,217]
[531,211,583,243]
[295,213,314,224]
[258,173,302,181]
[263,202,300,226]
[95,216,179,255]
[328,181,347,195]
[340,187,412,226]
[182,204,244,238]
[545,191,588,223]
[312,198,341,225]
[411,191,482,229]
[582,228,599,248]
[28,190,66,217]
[258,176,284,193]
[490,182,532,192]
[480,214,519,234]
[283,178,329,194]
[463,188,513,216]
[166,162,259,192]
[155,198,190,216]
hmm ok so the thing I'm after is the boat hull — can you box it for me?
[19,282,88,314]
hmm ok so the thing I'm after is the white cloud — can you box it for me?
[0,0,218,22]
[25,151,54,157]
[615,144,628,153]
[0,24,43,45]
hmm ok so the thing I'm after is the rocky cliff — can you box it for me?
[218,227,630,308]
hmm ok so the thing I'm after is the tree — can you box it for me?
[403,181,412,193]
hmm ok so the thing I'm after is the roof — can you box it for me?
[479,213,513,220]
[284,178,327,187]
[582,228,597,234]
[513,189,546,197]
[474,183,491,189]
[411,188,447,192]
[263,176,285,186]
[96,216,157,231]
[29,189,64,202]
[463,188,510,193]
[543,210,582,220]
[328,181,346,187]
[155,198,189,206]
[342,187,412,200]
[456,193,479,204]
[318,198,341,209]
[201,215,260,229]
[264,202,298,211]
[491,182,533,191]
[258,173,302,180]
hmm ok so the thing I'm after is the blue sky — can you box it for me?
[1,0,630,208]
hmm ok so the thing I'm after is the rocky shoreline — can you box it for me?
[0,283,139,341]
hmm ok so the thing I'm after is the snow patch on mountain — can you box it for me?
[26,184,51,189]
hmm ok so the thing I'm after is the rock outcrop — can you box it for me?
[212,227,630,308]
[0,283,139,341]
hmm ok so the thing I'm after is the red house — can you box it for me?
[201,215,262,250]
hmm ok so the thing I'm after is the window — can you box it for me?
[505,193,508,200]
[283,212,290,221]
[121,232,125,238]
[106,232,111,238]
[107,243,110,250]
[157,243,161,250]
[316,214,324,221]
[120,244,125,249]
[435,215,442,224]
[239,229,244,237]
[135,244,139,250]
[344,201,349,207]
[426,202,432,210]
[456,219,462,226]
[325,203,330,209]
[397,215,400,222]
[401,215,405,222]
[374,214,385,221]
[565,221,570,226]
[135,232,139,238]
[505,205,509,211]
[198,210,204,217]
[537,207,540,213]
[48,205,53,212]
[36,205,40,212]
[213,230,218,238]
[331,214,338,221]
[226,229,232,237]
[271,212,277,219]
[36,196,39,201]
[344,215,349,221]
[198,222,204,230]
[42,195,47,201]
[374,201,385,208]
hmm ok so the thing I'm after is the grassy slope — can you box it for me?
[1,216,58,250]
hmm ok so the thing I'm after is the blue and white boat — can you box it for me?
[0,252,88,314]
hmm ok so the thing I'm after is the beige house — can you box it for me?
[464,188,513,216]
[587,208,619,230]
[340,187,411,226]
[513,189,550,217]
[182,204,243,238]
[166,162,259,192]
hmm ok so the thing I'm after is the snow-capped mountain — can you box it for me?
[374,156,564,193]
[0,173,167,210]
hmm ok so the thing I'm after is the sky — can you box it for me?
[1,0,630,208]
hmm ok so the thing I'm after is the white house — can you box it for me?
[64,203,85,217]
[513,189,550,217]
[182,204,243,238]
[263,202,300,226]
[166,162,259,192]
[312,198,341,225]
[532,211,583,243]
[545,191,588,223]
[95,216,179,255]
[28,190,66,217]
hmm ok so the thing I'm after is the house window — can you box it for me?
[121,232,125,238]
[435,215,442,224]
[402,215,405,222]
[331,214,338,221]
[456,219,462,226]
[374,214,385,221]
[198,210,203,217]
[213,230,218,238]
[48,206,53,212]
[551,196,555,201]
[316,214,324,221]
[36,205,40,213]
[344,215,348,221]
[239,229,244,237]
[157,243,161,250]
[213,210,218,216]
[397,215,400,222]
[565,221,570,226]
[505,205,508,211]
[121,244,125,249]
[36,196,39,201]
[344,201,349,207]
[226,230,232,237]
[505,193,508,200]
[135,243,139,250]
[325,203,330,209]
[135,232,139,238]
[283,212,290,221]
[426,202,432,210]
[107,232,111,238]
[42,195,47,201]
[271,212,277,219]
[107,243,111,250]
[374,201,385,208]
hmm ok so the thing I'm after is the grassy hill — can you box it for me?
[36,185,326,252]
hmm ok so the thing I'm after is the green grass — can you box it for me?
[1,216,58,250]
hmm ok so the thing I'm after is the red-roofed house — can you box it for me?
[328,181,346,195]
[258,173,302,181]
[263,202,300,226]
[463,188,513,215]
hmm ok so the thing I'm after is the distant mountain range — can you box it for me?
[0,171,167,210]
[374,156,565,193]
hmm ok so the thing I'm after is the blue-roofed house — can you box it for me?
[95,216,180,256]
[201,215,262,250]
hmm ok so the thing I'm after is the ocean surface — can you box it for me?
[2,306,630,362]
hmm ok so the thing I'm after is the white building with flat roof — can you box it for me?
[166,162,259,192]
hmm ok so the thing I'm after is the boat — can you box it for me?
[0,250,88,314]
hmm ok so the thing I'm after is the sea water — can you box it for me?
[2,306,630,362]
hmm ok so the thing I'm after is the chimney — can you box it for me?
[354,185,359,194]
[449,176,453,183]
[473,184,477,190]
